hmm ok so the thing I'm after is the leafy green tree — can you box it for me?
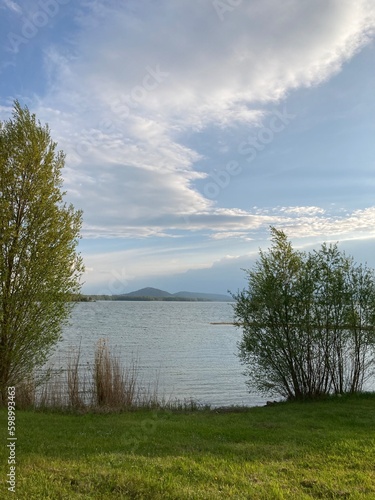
[0,102,84,403]
[232,227,375,401]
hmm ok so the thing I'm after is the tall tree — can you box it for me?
[0,102,84,403]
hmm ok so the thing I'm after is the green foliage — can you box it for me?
[233,227,375,400]
[0,102,84,402]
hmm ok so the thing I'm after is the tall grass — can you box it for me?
[67,345,85,408]
[15,376,36,409]
[93,339,138,408]
[16,339,166,411]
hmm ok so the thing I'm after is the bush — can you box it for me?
[232,227,375,400]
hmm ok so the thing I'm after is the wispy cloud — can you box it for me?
[78,205,375,245]
[80,204,375,293]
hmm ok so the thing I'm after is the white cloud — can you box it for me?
[178,205,375,242]
[255,206,375,240]
[59,0,375,129]
[278,206,326,216]
[16,0,374,248]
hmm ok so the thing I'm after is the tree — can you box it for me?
[232,227,375,401]
[0,102,84,403]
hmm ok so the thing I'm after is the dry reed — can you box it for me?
[66,346,86,409]
[15,376,36,409]
[15,339,163,411]
[93,338,138,408]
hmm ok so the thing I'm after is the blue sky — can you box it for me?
[1,0,375,295]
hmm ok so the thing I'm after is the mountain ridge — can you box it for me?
[120,287,234,302]
[124,287,172,298]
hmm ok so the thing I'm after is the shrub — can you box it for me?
[232,227,375,400]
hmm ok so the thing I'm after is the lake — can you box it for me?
[53,301,268,408]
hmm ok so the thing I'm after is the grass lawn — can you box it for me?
[1,393,375,499]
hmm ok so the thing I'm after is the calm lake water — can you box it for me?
[53,301,268,408]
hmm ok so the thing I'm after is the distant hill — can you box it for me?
[117,287,234,302]
[124,287,172,298]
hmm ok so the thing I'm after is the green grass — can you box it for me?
[1,394,375,499]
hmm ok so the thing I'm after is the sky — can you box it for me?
[1,0,375,295]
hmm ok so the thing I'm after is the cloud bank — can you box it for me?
[1,0,375,291]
